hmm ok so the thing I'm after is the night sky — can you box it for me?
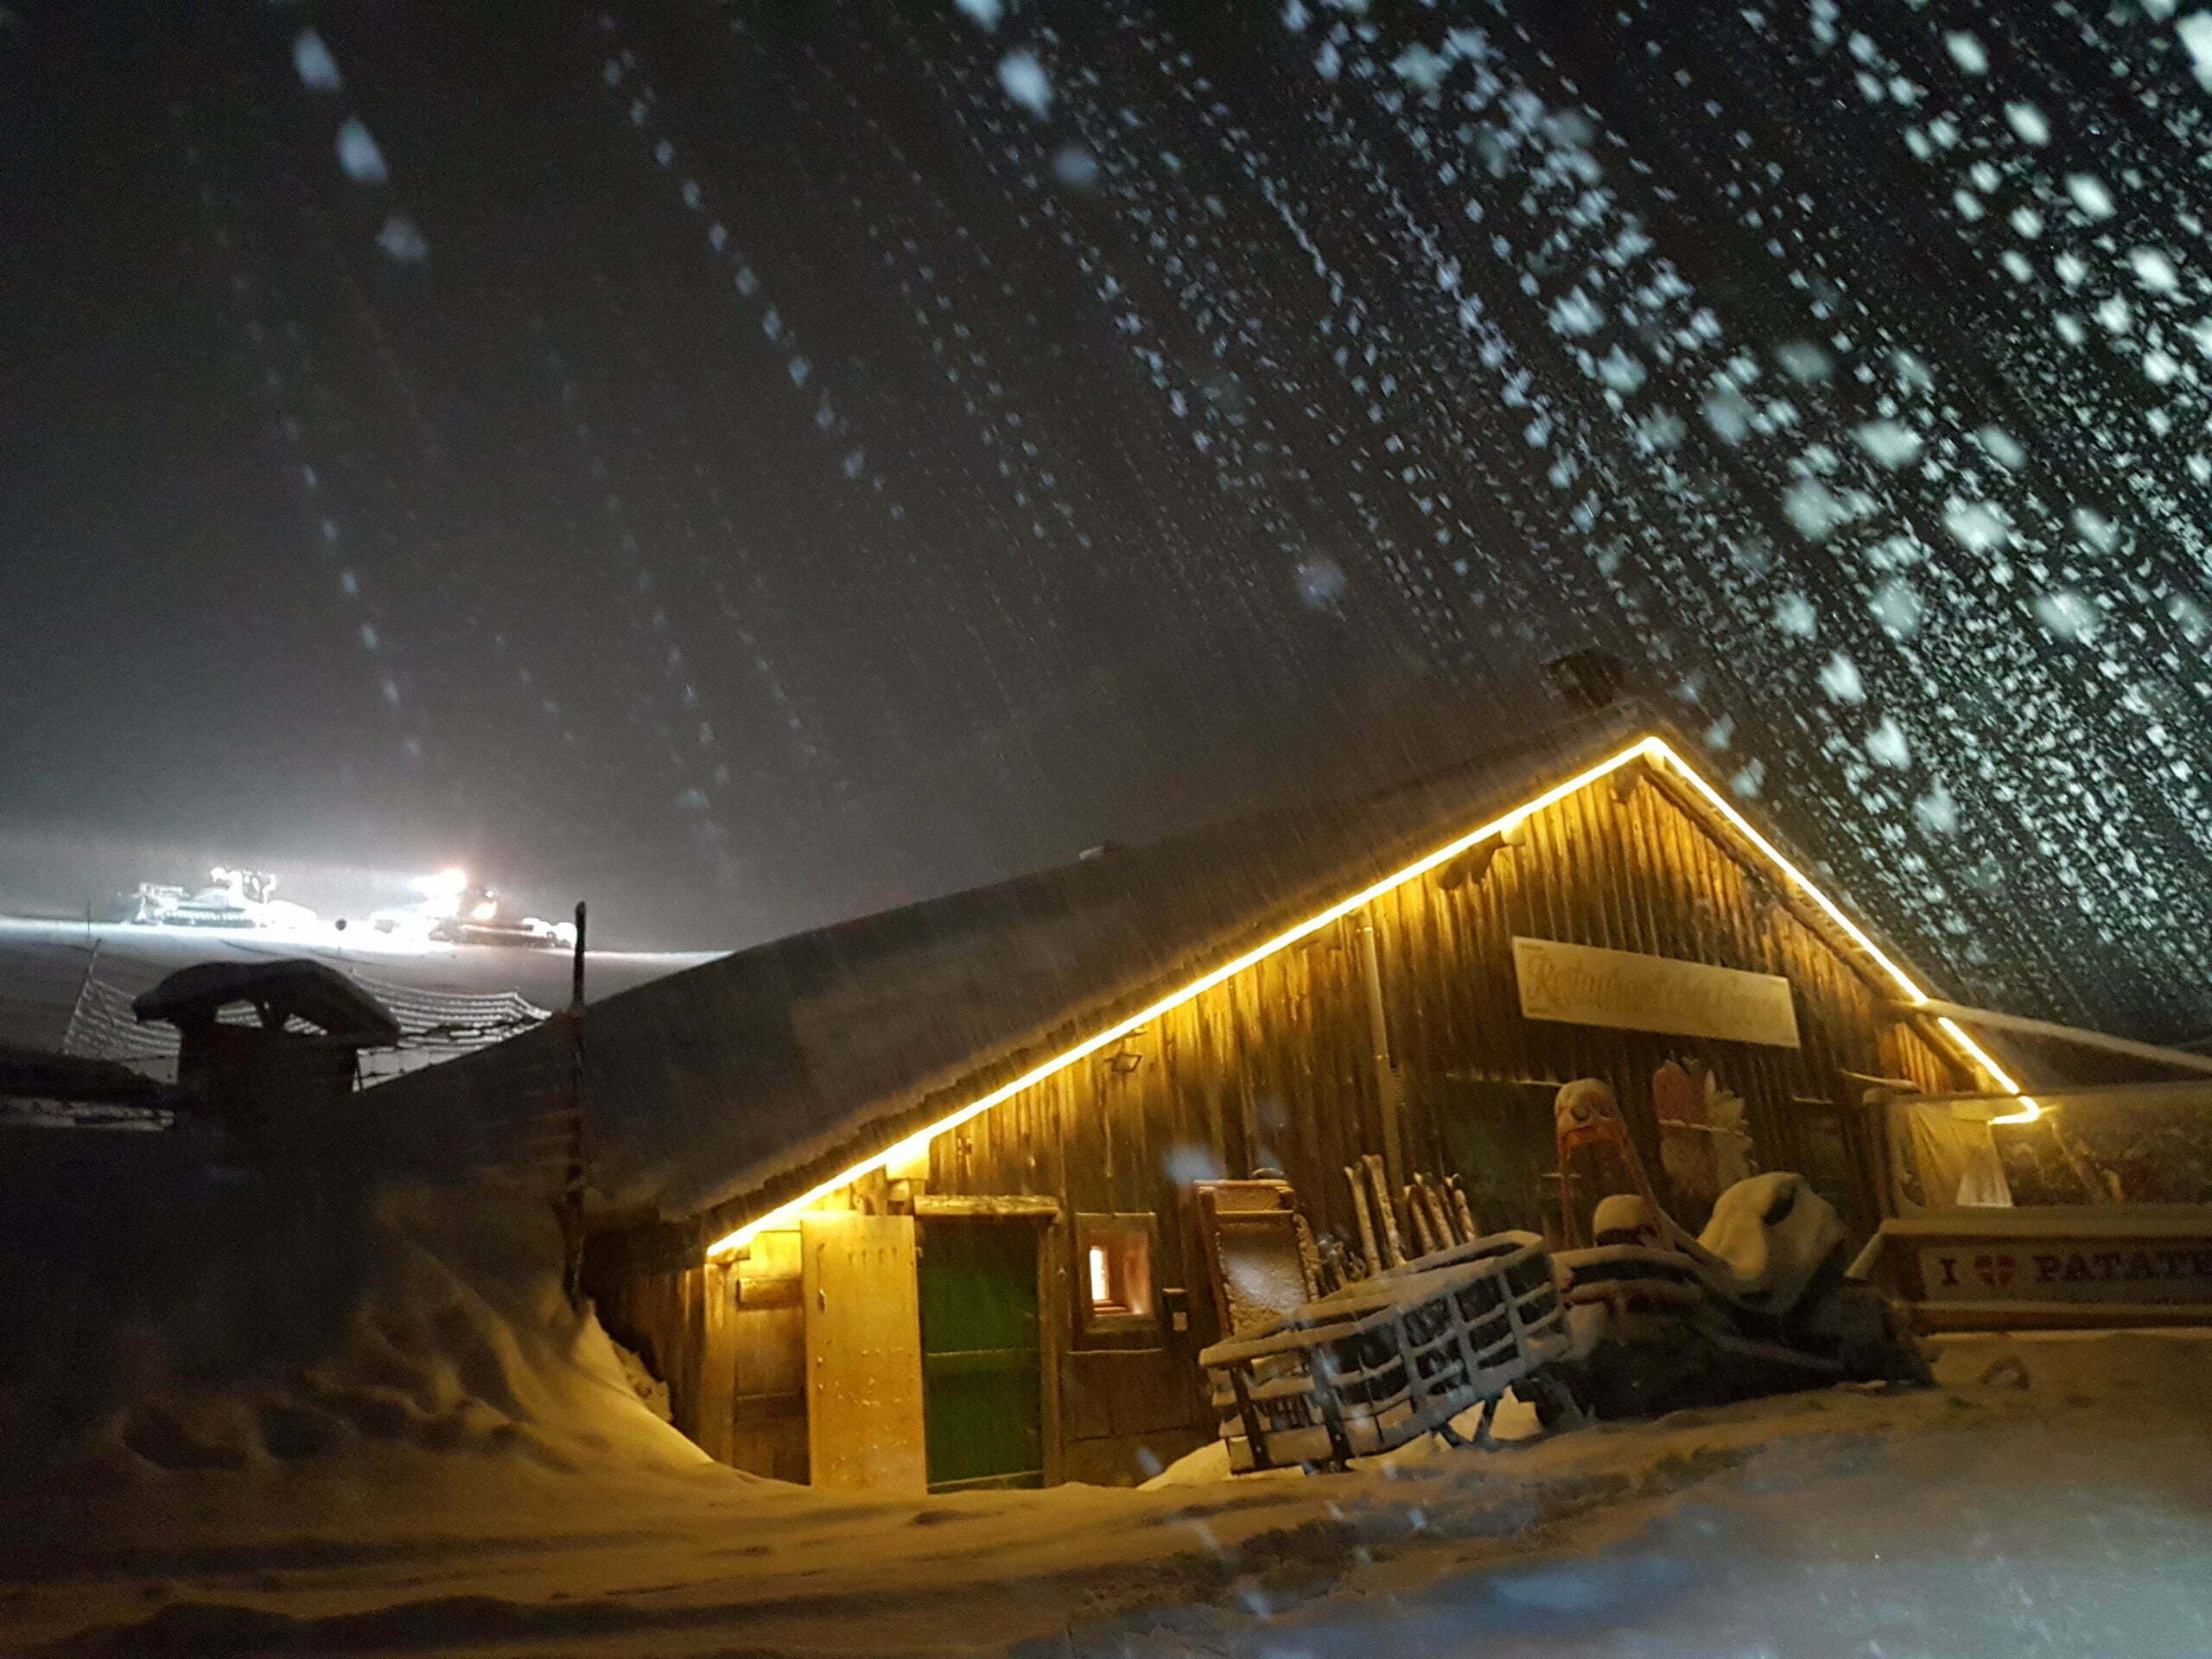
[4,1,2210,1042]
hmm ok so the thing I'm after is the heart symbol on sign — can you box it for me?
[1974,1255,2017,1287]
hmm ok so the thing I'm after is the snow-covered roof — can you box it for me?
[133,958,403,1046]
[372,700,1886,1247]
[0,1046,180,1109]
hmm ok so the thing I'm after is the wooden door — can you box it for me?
[801,1212,926,1494]
[731,1230,808,1483]
[918,1220,1045,1492]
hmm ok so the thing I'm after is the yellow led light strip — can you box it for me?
[706,733,2020,1258]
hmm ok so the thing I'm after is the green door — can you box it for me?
[918,1220,1045,1492]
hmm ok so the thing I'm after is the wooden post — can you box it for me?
[1363,1154,1406,1266]
[1356,916,1408,1196]
[1447,1176,1479,1243]
[1898,998,2212,1080]
[1346,1165,1381,1278]
[561,901,588,1308]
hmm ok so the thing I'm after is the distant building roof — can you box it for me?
[0,1045,185,1109]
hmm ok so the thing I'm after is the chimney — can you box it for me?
[133,959,399,1159]
[1540,649,1627,713]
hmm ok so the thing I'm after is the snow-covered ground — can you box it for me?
[12,1329,2209,1657]
[3,1130,2207,1659]
[0,917,718,1084]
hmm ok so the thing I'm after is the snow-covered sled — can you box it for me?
[1549,1177,1926,1420]
[1198,1230,1571,1472]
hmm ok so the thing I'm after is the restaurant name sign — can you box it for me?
[1511,937,1801,1050]
[1919,1241,2212,1304]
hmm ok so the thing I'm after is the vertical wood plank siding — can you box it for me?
[613,766,1959,1485]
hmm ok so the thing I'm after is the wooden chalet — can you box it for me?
[372,701,2030,1492]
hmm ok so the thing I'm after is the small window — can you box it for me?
[1076,1214,1154,1334]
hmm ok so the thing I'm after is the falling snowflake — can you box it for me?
[1050,146,1099,189]
[1866,718,1912,769]
[1294,555,1347,609]
[2179,12,2212,89]
[1818,652,1866,704]
[1853,421,1922,469]
[293,29,341,92]
[1942,500,2011,554]
[1772,592,1820,639]
[376,214,428,262]
[2003,102,2049,144]
[1774,340,1832,383]
[1868,579,1924,639]
[1944,31,1988,73]
[1914,784,1960,836]
[2033,590,2102,643]
[336,118,387,184]
[1782,480,1852,543]
[2064,174,2116,219]
[2131,248,2181,293]
[996,51,1052,118]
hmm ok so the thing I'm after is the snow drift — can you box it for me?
[0,1127,706,1491]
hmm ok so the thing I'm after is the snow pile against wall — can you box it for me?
[0,1130,709,1492]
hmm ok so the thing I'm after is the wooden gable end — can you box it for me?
[933,753,1960,1247]
[915,753,1963,1480]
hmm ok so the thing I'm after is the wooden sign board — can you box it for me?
[1512,936,1801,1050]
[1916,1239,2212,1305]
[1854,1212,2212,1330]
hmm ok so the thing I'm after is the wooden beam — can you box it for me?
[1840,1069,1936,1095]
[1903,1010,1986,1093]
[1895,999,2212,1080]
[913,1193,1061,1219]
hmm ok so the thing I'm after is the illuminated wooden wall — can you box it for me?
[604,758,1961,1486]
